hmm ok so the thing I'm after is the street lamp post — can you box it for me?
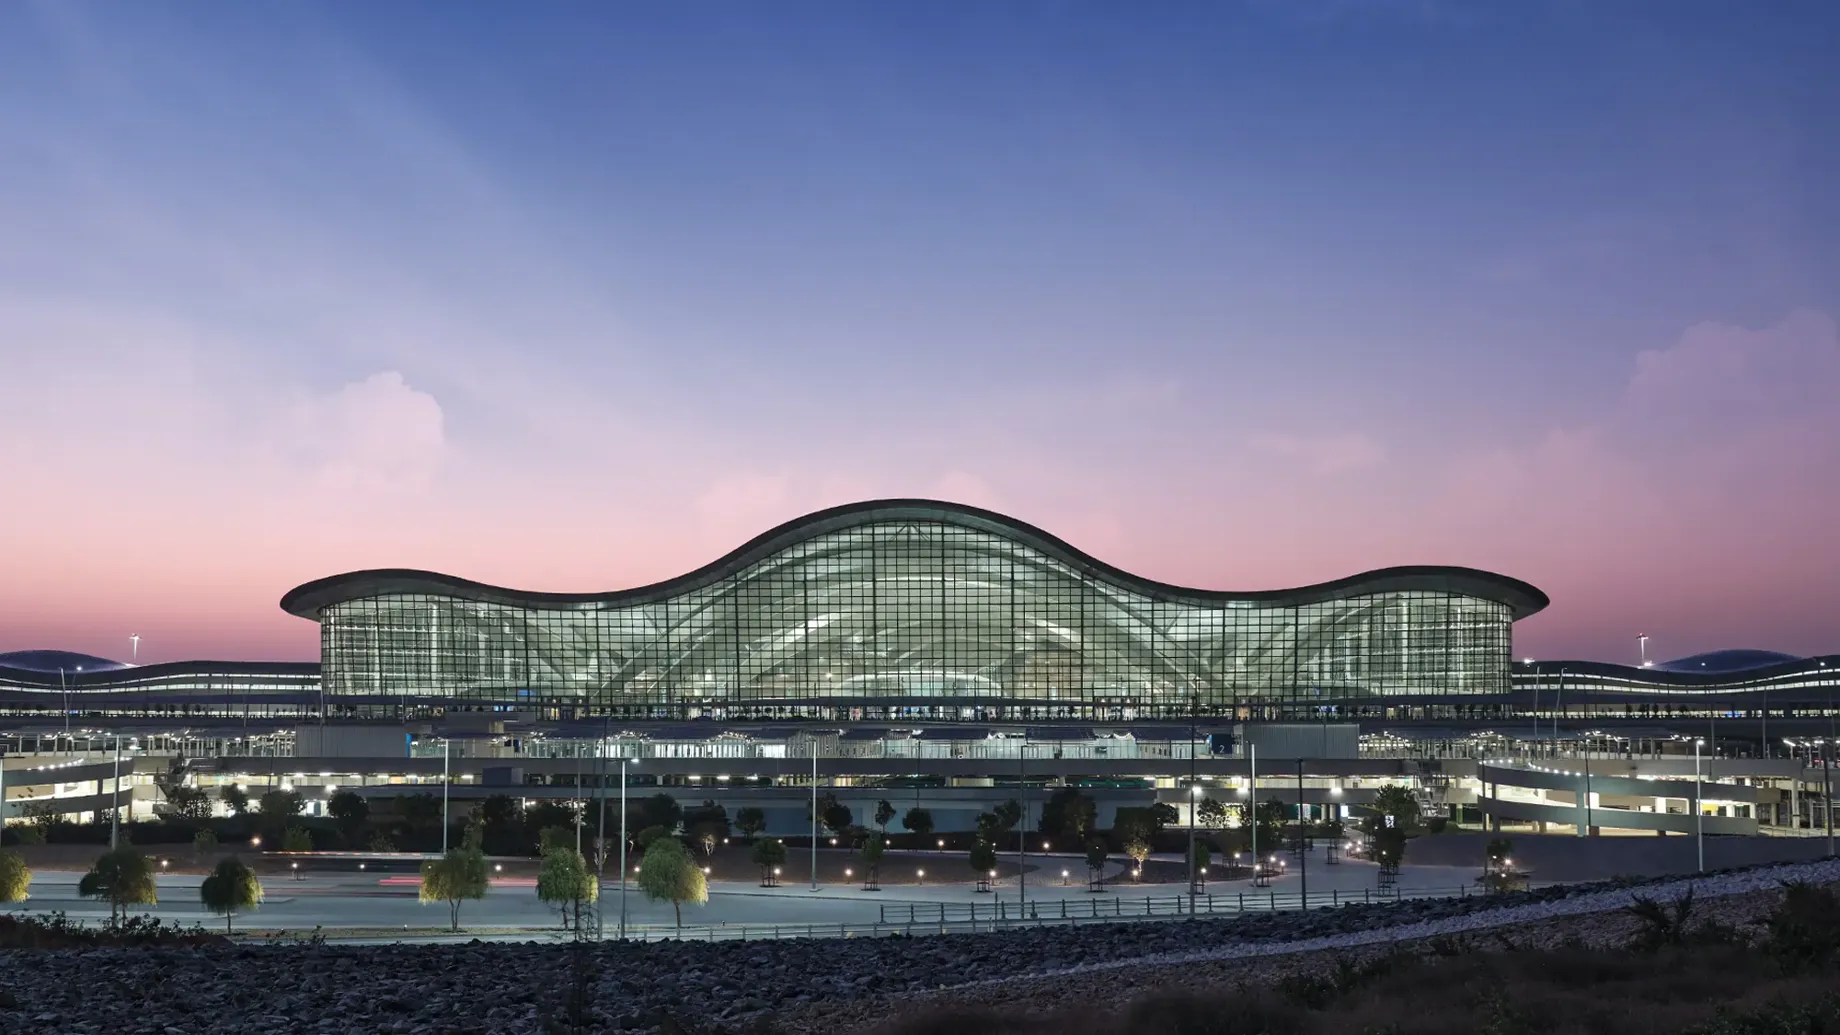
[810,749,818,892]
[1296,756,1307,911]
[614,756,635,940]
[1694,737,1705,873]
[441,737,451,856]
[1187,783,1201,895]
[1249,743,1259,875]
[110,732,123,848]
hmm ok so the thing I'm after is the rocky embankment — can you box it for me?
[3,860,1836,1035]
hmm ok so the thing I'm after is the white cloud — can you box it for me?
[1250,432,1387,475]
[282,371,446,494]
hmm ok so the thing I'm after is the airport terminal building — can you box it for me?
[3,500,1835,837]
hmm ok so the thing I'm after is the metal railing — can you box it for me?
[604,883,1492,943]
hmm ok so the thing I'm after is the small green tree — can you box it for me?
[902,807,934,840]
[1255,798,1288,858]
[859,831,886,886]
[1085,840,1109,886]
[637,835,707,930]
[257,789,305,823]
[0,849,31,902]
[751,837,787,883]
[198,857,262,933]
[537,847,598,930]
[991,799,1024,836]
[220,785,250,817]
[873,799,897,833]
[1373,826,1407,873]
[165,786,214,821]
[539,825,575,855]
[281,826,313,853]
[735,806,767,841]
[420,845,489,933]
[328,790,370,844]
[1196,796,1231,829]
[78,848,157,927]
[1189,838,1212,875]
[1039,787,1098,843]
[192,828,219,856]
[968,838,998,884]
[1371,786,1421,833]
[821,801,853,837]
[400,792,443,832]
[639,793,682,833]
[1124,835,1151,878]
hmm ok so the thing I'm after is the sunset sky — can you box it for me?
[3,2,1837,666]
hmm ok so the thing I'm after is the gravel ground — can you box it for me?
[2,859,1835,1035]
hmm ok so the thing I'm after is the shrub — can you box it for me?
[281,826,313,853]
[0,849,31,902]
[11,825,45,846]
[1763,880,1840,970]
[192,828,219,855]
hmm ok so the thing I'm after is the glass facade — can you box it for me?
[319,517,1517,720]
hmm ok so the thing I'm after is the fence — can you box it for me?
[606,883,1491,944]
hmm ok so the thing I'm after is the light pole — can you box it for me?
[130,634,139,665]
[1187,783,1201,895]
[440,737,451,855]
[1249,743,1259,874]
[1018,739,1027,910]
[1524,659,1538,759]
[1296,756,1308,911]
[59,665,82,736]
[1694,737,1705,873]
[613,755,635,940]
[110,732,123,848]
[810,748,818,892]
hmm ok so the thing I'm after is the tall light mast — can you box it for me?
[1638,634,1651,668]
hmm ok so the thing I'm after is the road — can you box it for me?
[9,857,1483,942]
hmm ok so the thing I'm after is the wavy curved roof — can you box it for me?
[0,650,130,674]
[281,498,1550,621]
[1654,649,1805,674]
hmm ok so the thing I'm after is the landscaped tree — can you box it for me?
[198,856,262,933]
[1084,840,1109,888]
[1189,838,1213,881]
[635,825,670,849]
[1196,796,1232,829]
[219,785,250,817]
[281,826,313,853]
[859,831,885,887]
[1373,827,1407,875]
[400,792,444,833]
[991,798,1024,836]
[1371,786,1421,833]
[1039,787,1097,843]
[328,790,370,844]
[637,835,707,930]
[684,800,729,858]
[969,838,998,885]
[537,846,598,930]
[257,789,305,823]
[420,844,489,933]
[873,799,897,834]
[751,837,787,884]
[78,848,158,927]
[1124,835,1151,879]
[164,786,214,821]
[1255,798,1288,859]
[902,807,935,841]
[639,793,682,834]
[0,848,31,902]
[192,828,219,856]
[539,824,575,855]
[822,801,854,838]
[735,806,767,841]
[1148,802,1179,832]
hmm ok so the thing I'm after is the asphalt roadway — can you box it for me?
[9,857,1484,942]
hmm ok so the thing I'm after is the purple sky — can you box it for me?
[3,2,1837,667]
